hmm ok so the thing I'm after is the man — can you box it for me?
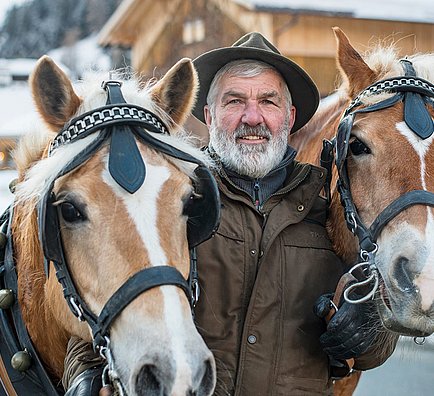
[190,32,397,395]
[64,32,396,395]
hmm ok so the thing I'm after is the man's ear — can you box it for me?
[204,105,213,127]
[288,105,296,131]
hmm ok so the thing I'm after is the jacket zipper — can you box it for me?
[253,180,260,210]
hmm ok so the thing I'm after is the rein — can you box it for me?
[321,60,434,313]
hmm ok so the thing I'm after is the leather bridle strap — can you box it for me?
[369,190,434,241]
[92,266,191,347]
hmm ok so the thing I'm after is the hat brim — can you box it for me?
[192,46,319,133]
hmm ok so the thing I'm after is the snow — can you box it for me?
[0,81,39,137]
[0,170,17,212]
[234,0,434,23]
[48,34,111,79]
[0,34,110,138]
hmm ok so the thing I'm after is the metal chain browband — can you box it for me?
[49,103,168,156]
[345,75,434,116]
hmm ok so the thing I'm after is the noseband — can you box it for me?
[321,60,434,315]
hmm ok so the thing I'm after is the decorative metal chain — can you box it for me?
[49,105,168,155]
[346,77,434,115]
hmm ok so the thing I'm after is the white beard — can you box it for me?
[209,121,289,178]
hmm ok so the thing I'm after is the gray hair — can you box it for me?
[206,59,293,118]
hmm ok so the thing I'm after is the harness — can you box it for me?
[320,59,434,336]
[0,81,220,395]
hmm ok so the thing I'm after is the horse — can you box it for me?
[0,55,219,395]
[290,27,434,395]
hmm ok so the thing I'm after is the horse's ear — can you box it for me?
[151,58,198,129]
[333,27,377,98]
[30,55,81,131]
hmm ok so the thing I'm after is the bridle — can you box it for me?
[0,81,220,395]
[320,60,434,322]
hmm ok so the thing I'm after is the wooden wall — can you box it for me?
[273,13,434,95]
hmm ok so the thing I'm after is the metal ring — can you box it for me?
[329,300,339,312]
[344,271,379,304]
[347,212,358,233]
[414,337,426,345]
[69,297,84,322]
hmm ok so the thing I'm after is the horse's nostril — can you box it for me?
[135,364,163,396]
[392,256,416,292]
[196,358,216,396]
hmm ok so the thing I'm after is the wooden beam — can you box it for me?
[131,0,183,71]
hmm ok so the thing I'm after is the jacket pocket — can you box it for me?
[275,376,333,395]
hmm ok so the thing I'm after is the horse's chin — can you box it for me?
[376,284,432,337]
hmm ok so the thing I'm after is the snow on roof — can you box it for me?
[234,0,434,23]
[0,58,36,77]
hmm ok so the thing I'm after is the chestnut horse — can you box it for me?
[291,28,434,395]
[1,57,218,395]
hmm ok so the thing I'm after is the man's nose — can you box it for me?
[241,102,264,126]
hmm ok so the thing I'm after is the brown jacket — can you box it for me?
[195,161,394,396]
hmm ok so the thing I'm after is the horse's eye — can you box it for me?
[60,202,84,223]
[349,137,371,156]
[183,191,201,217]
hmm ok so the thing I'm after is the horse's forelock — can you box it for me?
[13,123,53,174]
[14,134,99,207]
[408,53,434,83]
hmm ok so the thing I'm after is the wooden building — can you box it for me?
[99,0,434,139]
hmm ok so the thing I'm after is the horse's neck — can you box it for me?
[12,206,68,380]
[290,92,346,166]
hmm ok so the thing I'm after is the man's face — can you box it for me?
[204,69,296,178]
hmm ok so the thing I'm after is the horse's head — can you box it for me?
[327,28,434,337]
[12,56,217,395]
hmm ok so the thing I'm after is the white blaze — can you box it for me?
[102,162,192,391]
[397,121,434,310]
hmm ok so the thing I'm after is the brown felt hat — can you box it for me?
[192,32,319,132]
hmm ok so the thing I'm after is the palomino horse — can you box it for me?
[291,28,434,395]
[0,56,219,395]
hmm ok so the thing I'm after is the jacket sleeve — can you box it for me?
[353,331,399,370]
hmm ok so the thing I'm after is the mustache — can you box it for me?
[233,124,272,140]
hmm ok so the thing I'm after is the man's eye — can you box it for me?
[349,137,371,156]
